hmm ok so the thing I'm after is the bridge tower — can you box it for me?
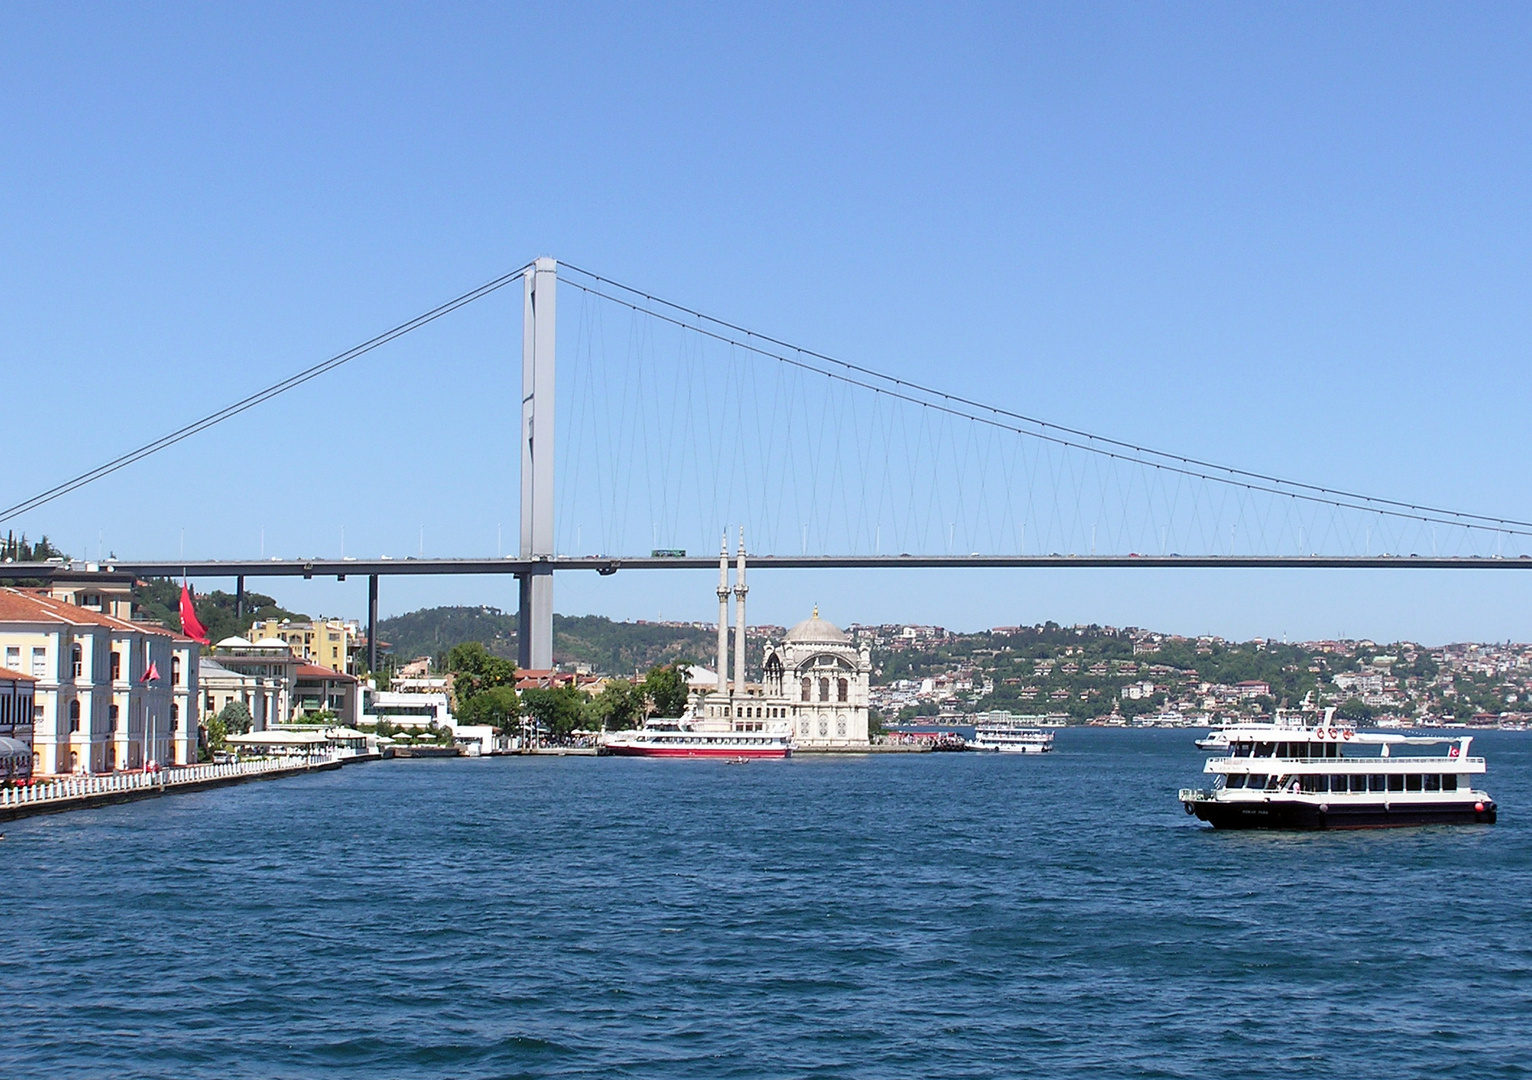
[519,257,556,670]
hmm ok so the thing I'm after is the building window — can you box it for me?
[110,651,121,681]
[171,704,179,731]
[5,646,18,669]
[109,704,119,730]
[819,678,830,702]
[801,678,811,702]
[837,678,848,703]
[69,699,81,732]
[837,716,847,737]
[71,643,82,679]
[32,647,46,679]
[799,718,809,735]
[818,716,828,737]
[172,655,181,686]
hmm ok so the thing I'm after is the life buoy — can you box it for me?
[1328,728,1340,739]
[1316,728,1327,739]
[1184,801,1195,814]
[1342,729,1353,741]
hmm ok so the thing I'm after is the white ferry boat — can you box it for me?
[967,726,1054,753]
[1179,720,1496,829]
[601,715,792,759]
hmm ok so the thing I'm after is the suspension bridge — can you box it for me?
[3,257,1529,671]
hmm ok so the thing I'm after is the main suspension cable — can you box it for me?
[0,263,534,526]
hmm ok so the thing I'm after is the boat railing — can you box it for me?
[1214,755,1484,766]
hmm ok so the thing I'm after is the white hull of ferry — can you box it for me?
[602,727,791,759]
[967,728,1054,754]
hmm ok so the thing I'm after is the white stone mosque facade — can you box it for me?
[692,532,872,749]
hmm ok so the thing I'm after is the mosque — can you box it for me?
[691,533,872,749]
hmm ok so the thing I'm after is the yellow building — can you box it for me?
[246,618,355,674]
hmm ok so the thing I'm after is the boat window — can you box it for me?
[1213,775,1227,789]
[1266,775,1282,790]
[1256,742,1275,757]
[1369,775,1387,792]
[1233,742,1252,757]
[1226,775,1246,789]
[1388,774,1404,792]
[1424,775,1441,792]
[1247,774,1267,790]
[1442,774,1457,792]
[1348,775,1366,792]
[1326,743,1339,759]
[1299,775,1322,792]
[1406,775,1422,791]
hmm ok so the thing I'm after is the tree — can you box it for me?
[456,685,521,733]
[446,641,517,703]
[521,686,587,739]
[642,665,688,718]
[204,715,228,754]
[217,700,253,736]
[586,679,644,730]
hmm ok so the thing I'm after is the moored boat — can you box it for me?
[601,715,792,758]
[1180,720,1496,829]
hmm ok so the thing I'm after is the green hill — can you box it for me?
[376,607,748,675]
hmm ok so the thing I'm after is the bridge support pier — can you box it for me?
[235,575,245,620]
[368,574,379,675]
[518,257,557,671]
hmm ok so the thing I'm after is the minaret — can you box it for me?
[716,533,730,696]
[734,527,748,696]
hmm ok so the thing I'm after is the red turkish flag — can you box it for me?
[179,583,209,644]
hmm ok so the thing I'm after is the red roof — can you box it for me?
[0,588,171,636]
[295,663,356,683]
[0,666,34,683]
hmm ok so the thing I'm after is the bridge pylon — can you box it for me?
[519,257,556,670]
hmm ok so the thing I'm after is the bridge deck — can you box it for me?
[4,554,1531,580]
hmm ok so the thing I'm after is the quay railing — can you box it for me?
[0,754,336,809]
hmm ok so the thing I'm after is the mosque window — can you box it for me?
[819,678,830,702]
[837,678,848,702]
[799,718,809,735]
[801,678,812,702]
[837,717,847,737]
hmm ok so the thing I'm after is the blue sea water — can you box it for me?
[4,728,1531,1079]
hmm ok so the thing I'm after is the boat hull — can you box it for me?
[603,743,790,759]
[1185,798,1497,830]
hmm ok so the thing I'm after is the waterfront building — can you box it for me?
[293,664,359,726]
[0,666,36,780]
[695,536,872,749]
[0,588,185,773]
[208,636,301,730]
[360,688,453,729]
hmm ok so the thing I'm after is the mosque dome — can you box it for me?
[784,608,849,644]
[214,636,253,649]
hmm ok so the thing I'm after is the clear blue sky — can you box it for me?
[3,3,1532,644]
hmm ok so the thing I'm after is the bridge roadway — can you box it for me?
[5,553,1531,581]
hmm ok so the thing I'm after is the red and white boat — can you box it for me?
[602,716,792,759]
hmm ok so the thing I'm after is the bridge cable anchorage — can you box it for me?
[557,264,1532,536]
[0,263,535,526]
